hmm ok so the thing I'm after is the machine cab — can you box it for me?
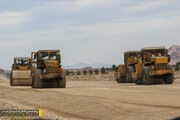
[12,57,31,70]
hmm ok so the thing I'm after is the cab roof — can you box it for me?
[141,46,166,50]
[124,51,141,54]
[37,50,60,52]
[14,57,31,59]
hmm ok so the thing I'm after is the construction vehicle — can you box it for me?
[10,57,31,86]
[136,46,174,85]
[175,62,180,71]
[116,51,141,83]
[115,65,126,83]
[30,50,66,88]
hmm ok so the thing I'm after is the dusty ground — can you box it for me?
[0,72,180,120]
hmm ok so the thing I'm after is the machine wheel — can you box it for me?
[143,66,153,85]
[34,69,43,88]
[58,76,66,88]
[163,65,174,84]
[10,72,13,86]
[136,77,143,85]
[119,77,126,83]
[31,76,35,88]
[163,74,174,84]
[126,66,134,83]
[117,76,125,83]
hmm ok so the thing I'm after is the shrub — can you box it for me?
[83,70,87,75]
[95,69,99,74]
[112,64,117,71]
[72,72,75,75]
[89,70,93,75]
[101,67,106,74]
[66,70,70,76]
[77,70,81,75]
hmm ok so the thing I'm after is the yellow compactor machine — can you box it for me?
[116,51,141,83]
[10,57,31,86]
[116,46,174,85]
[136,46,174,85]
[30,50,66,88]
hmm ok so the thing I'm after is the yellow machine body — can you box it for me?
[134,59,143,79]
[30,50,66,88]
[116,51,141,83]
[115,65,125,80]
[10,57,31,86]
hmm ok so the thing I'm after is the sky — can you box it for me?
[0,0,180,70]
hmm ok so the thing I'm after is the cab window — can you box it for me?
[16,59,30,66]
[39,52,48,60]
[50,52,57,60]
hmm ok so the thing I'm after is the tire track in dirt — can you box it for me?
[7,86,180,112]
[50,90,180,111]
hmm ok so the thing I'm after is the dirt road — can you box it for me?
[0,75,180,120]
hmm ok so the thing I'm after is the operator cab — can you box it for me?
[15,58,31,66]
[37,50,60,60]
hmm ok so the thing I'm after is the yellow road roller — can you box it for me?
[10,57,31,86]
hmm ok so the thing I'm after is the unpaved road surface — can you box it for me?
[0,75,180,120]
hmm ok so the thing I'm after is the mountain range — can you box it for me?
[168,45,180,64]
[63,45,180,69]
[63,62,112,69]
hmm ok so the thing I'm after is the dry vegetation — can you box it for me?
[66,69,115,82]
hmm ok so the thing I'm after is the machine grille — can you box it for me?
[156,63,167,70]
[45,60,58,73]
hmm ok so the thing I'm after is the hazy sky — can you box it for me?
[0,0,180,70]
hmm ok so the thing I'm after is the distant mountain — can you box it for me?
[168,45,180,64]
[63,62,112,69]
[63,63,90,69]
[91,63,112,68]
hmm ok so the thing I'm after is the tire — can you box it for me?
[31,76,35,88]
[163,74,174,84]
[117,77,125,83]
[120,77,126,83]
[136,77,143,85]
[153,77,163,84]
[126,66,134,83]
[143,66,153,85]
[34,69,43,88]
[163,65,174,84]
[58,76,66,88]
[10,71,13,86]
